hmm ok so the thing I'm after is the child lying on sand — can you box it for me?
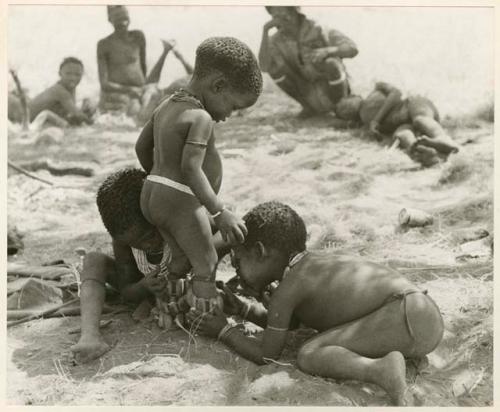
[188,201,444,406]
[71,168,229,363]
[8,57,94,129]
[335,82,460,167]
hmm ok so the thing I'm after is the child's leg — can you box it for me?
[297,292,443,405]
[393,124,440,167]
[145,40,173,84]
[31,110,68,130]
[70,252,116,363]
[141,182,218,301]
[408,96,459,155]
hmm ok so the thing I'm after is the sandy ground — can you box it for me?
[6,85,493,406]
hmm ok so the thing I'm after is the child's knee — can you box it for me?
[297,342,317,373]
[394,128,417,151]
[82,252,113,281]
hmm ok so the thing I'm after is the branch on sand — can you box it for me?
[18,159,95,177]
[9,69,30,130]
[7,298,80,328]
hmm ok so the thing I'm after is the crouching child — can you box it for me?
[188,201,444,406]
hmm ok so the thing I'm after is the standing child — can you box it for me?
[189,201,444,406]
[137,37,263,311]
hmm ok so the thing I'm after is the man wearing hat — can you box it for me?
[97,5,188,118]
[259,6,358,117]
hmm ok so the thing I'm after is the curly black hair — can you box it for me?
[193,37,263,96]
[243,201,307,259]
[59,57,84,71]
[96,168,149,237]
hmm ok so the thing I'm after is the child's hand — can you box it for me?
[217,283,244,316]
[140,269,167,295]
[368,120,384,141]
[215,210,248,245]
[127,86,143,99]
[186,306,227,339]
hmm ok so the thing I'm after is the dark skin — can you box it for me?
[70,220,231,364]
[138,73,257,300]
[189,241,443,405]
[28,62,92,125]
[97,7,173,99]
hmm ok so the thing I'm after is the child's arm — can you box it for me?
[259,20,284,78]
[135,119,154,173]
[191,280,301,364]
[112,239,165,302]
[178,110,247,245]
[56,89,92,125]
[369,82,403,135]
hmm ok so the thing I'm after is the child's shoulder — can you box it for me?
[155,97,211,125]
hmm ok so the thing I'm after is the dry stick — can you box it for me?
[8,160,54,186]
[7,298,79,328]
[9,69,30,130]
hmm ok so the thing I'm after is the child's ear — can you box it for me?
[212,77,227,93]
[254,241,269,260]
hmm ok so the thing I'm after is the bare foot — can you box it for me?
[162,39,176,52]
[377,351,408,406]
[70,335,110,364]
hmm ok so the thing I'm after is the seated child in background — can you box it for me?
[189,201,444,406]
[335,82,460,167]
[138,37,263,310]
[70,168,230,364]
[8,57,94,129]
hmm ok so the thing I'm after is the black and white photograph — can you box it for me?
[4,0,495,407]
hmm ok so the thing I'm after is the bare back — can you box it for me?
[276,253,416,331]
[150,97,222,193]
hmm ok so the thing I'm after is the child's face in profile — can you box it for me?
[59,63,83,90]
[204,83,257,123]
[230,244,274,297]
[115,223,163,253]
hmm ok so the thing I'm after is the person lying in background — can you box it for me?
[8,57,94,129]
[259,6,358,117]
[98,5,188,119]
[335,82,460,167]
[188,201,444,406]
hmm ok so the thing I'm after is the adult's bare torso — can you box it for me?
[101,31,146,87]
[150,99,223,193]
[286,253,415,331]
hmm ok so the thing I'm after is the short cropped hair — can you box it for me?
[59,57,84,71]
[243,201,307,259]
[96,168,148,237]
[193,37,263,96]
